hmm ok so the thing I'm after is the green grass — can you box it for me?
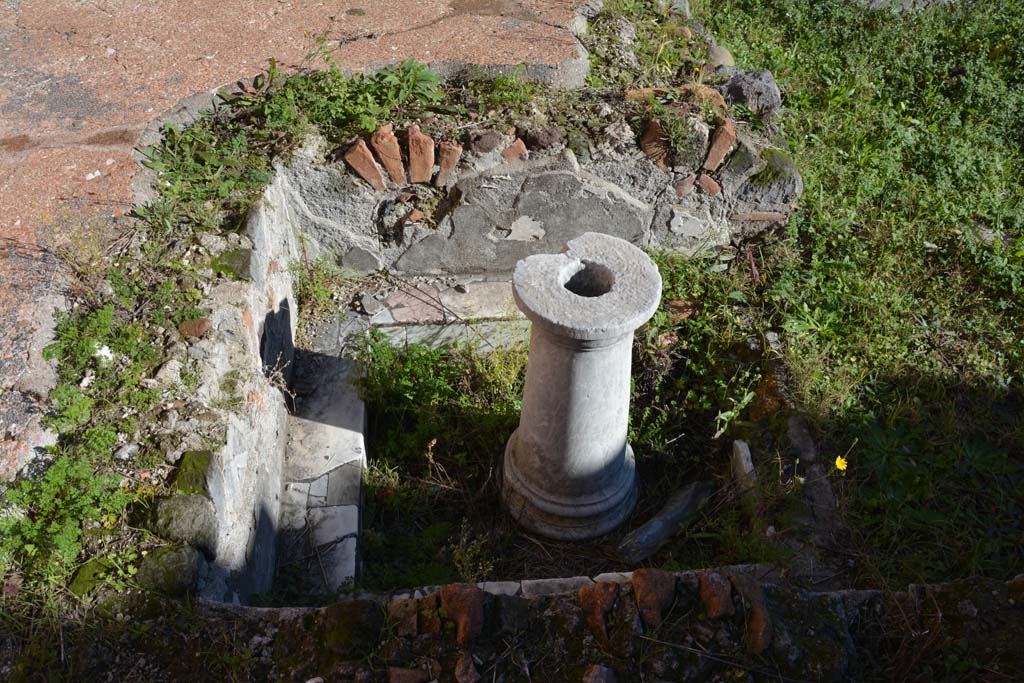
[690,0,1024,586]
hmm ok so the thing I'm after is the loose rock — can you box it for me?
[706,44,734,67]
[724,70,783,120]
[468,129,503,154]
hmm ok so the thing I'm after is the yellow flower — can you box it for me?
[835,455,848,472]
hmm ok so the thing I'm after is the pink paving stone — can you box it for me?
[384,283,446,324]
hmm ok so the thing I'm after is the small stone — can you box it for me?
[177,317,212,339]
[582,664,618,683]
[697,174,721,195]
[406,125,435,183]
[388,597,418,638]
[342,246,382,274]
[521,126,562,150]
[151,494,217,557]
[501,138,528,161]
[135,545,201,595]
[344,138,386,191]
[673,174,697,198]
[631,568,677,629]
[387,667,429,683]
[454,652,481,683]
[370,124,406,184]
[669,0,690,20]
[731,440,756,494]
[640,119,670,170]
[468,129,502,153]
[706,44,734,67]
[699,571,735,618]
[440,583,485,645]
[360,292,385,316]
[434,140,463,187]
[703,118,737,171]
[578,581,619,643]
[115,443,140,461]
[724,70,783,120]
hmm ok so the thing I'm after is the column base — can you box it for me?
[500,430,637,540]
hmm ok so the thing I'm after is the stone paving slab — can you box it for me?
[284,358,366,481]
[0,0,591,237]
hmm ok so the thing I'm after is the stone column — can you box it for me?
[502,232,662,540]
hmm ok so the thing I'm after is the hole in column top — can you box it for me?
[563,260,615,297]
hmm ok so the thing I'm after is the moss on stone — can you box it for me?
[210,248,253,281]
[69,556,115,596]
[172,450,212,496]
[749,148,796,186]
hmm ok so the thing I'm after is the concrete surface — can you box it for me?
[0,1,592,476]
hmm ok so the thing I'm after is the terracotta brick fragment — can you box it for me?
[730,573,773,654]
[434,140,463,187]
[344,139,385,191]
[697,174,721,195]
[404,208,426,224]
[631,568,677,629]
[406,125,435,183]
[440,583,485,645]
[730,211,788,222]
[387,597,418,638]
[703,118,737,171]
[418,592,442,635]
[501,138,528,161]
[370,124,406,184]
[578,581,619,643]
[674,173,697,198]
[387,667,429,683]
[699,571,735,618]
[640,119,670,169]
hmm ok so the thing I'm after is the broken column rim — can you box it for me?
[511,232,662,342]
